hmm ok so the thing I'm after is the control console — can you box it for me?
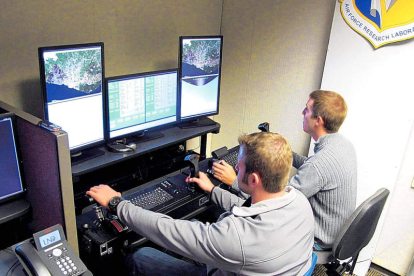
[76,171,213,274]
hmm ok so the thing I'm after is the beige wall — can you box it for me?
[0,0,223,118]
[212,0,336,159]
[373,122,414,275]
[319,2,414,274]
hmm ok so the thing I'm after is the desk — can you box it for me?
[0,199,30,225]
[72,118,220,216]
[76,157,225,276]
[74,118,222,276]
[0,199,31,250]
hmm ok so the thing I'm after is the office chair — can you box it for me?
[303,252,318,276]
[314,188,390,276]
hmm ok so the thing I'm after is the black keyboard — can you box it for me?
[220,150,239,168]
[128,185,174,210]
[211,146,240,169]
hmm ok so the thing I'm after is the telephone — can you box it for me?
[12,224,92,276]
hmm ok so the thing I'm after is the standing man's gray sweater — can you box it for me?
[288,132,357,248]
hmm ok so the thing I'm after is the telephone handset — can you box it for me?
[15,242,52,276]
[13,224,92,276]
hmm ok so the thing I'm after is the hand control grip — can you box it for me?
[258,122,270,132]
[184,154,200,191]
[184,154,200,178]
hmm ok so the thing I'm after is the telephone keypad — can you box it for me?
[55,254,80,275]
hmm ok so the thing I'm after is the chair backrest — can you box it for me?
[332,188,390,260]
[303,252,318,276]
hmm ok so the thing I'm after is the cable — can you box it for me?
[187,136,201,152]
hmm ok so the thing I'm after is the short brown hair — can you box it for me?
[309,90,348,133]
[238,132,292,193]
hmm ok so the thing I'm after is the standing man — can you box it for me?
[212,90,357,250]
[87,132,315,276]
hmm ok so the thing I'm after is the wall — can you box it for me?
[373,121,414,275]
[320,2,414,275]
[0,0,223,118]
[212,0,336,161]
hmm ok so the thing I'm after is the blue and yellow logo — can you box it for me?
[340,0,414,48]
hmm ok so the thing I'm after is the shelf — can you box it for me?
[0,199,30,225]
[71,118,220,177]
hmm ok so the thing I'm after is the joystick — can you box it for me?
[258,122,270,132]
[184,154,200,191]
[86,194,96,204]
[84,195,128,234]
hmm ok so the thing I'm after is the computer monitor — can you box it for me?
[105,69,178,149]
[38,42,105,164]
[178,35,223,128]
[0,113,26,205]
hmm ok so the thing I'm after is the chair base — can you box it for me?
[324,260,353,276]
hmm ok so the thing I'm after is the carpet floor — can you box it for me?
[312,264,388,276]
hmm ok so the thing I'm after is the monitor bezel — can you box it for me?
[0,112,27,205]
[178,35,223,123]
[38,42,106,154]
[104,68,179,143]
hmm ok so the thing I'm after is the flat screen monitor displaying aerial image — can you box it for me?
[178,36,223,127]
[38,42,105,164]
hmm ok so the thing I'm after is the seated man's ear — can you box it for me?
[316,116,324,127]
[248,173,261,188]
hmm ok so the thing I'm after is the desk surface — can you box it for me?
[71,119,220,177]
[0,199,30,225]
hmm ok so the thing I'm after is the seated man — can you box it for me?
[87,132,315,276]
[212,90,357,250]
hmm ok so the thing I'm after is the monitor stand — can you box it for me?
[71,148,105,165]
[107,131,165,153]
[177,117,217,129]
[129,130,165,144]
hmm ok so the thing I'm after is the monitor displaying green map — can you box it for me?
[105,69,178,142]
